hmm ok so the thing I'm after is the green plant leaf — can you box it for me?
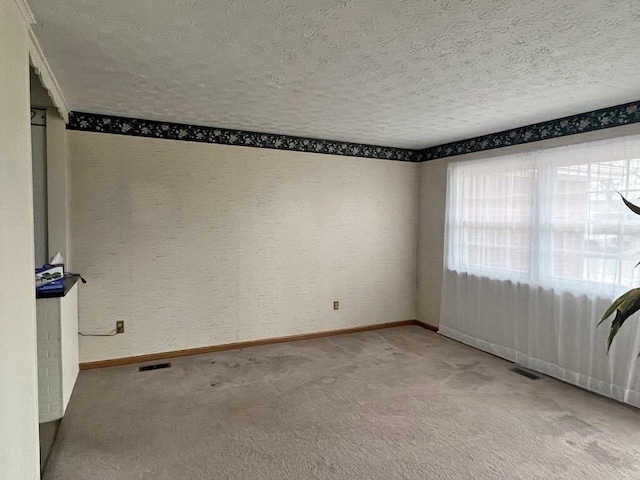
[608,316,624,352]
[618,192,640,216]
[617,289,640,317]
[604,289,640,353]
[601,194,640,355]
[599,291,628,326]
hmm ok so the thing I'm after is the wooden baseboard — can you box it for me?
[79,319,418,370]
[412,319,439,332]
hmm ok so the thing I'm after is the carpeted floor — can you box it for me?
[44,326,640,479]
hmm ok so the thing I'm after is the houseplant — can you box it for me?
[598,194,640,352]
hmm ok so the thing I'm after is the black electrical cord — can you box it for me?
[66,273,114,336]
[65,272,87,284]
[78,331,119,337]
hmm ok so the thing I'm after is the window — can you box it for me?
[446,135,640,294]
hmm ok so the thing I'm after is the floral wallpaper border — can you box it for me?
[67,112,418,162]
[69,100,640,163]
[416,100,640,161]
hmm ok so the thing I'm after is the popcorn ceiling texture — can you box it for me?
[28,0,640,149]
[69,131,418,363]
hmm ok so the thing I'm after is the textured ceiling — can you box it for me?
[28,0,640,149]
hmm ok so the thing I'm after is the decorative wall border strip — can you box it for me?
[67,112,418,162]
[417,100,640,161]
[69,100,640,163]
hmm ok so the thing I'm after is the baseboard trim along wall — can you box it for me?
[412,319,439,332]
[79,320,439,370]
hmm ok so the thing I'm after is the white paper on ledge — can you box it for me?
[50,252,64,265]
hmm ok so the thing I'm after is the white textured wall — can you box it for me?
[69,132,418,363]
[0,1,40,478]
[416,159,448,327]
[31,121,48,265]
[36,284,79,422]
[36,297,62,422]
[60,284,79,413]
[47,108,70,264]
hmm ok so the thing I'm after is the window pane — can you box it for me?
[551,159,640,288]
[446,135,640,294]
[456,168,533,275]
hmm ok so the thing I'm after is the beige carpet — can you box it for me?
[44,326,640,479]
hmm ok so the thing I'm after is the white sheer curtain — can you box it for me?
[440,134,640,406]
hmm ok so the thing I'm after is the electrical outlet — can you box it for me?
[333,301,339,310]
[116,321,125,334]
